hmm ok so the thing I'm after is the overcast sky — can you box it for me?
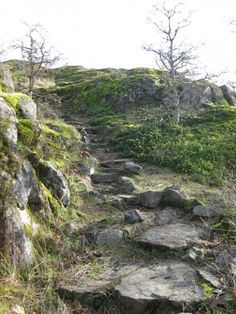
[1,0,236,83]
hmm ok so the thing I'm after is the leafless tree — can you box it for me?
[144,2,198,124]
[14,23,60,96]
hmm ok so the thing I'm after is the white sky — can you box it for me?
[1,0,236,83]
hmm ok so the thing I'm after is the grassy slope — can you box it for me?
[53,66,236,186]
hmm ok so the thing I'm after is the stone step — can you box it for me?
[136,222,205,250]
[57,262,205,314]
[82,143,107,150]
[99,159,130,168]
[99,167,121,173]
[91,173,119,184]
[98,152,120,162]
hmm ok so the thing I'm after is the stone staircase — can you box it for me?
[56,116,235,314]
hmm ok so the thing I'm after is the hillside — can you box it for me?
[0,61,236,313]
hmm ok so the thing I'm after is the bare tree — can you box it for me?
[14,23,60,96]
[144,2,198,124]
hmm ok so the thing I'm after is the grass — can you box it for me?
[86,104,236,186]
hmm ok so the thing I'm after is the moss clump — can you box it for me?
[17,118,38,148]
[0,92,28,111]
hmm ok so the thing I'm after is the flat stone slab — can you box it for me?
[100,159,130,168]
[114,262,203,314]
[137,223,205,249]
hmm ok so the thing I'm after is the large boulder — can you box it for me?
[18,97,37,123]
[0,97,18,151]
[114,262,203,314]
[179,80,225,106]
[29,155,70,207]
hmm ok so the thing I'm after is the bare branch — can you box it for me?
[13,22,60,95]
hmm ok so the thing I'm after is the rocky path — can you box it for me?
[57,116,236,314]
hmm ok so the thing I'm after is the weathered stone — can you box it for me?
[179,80,225,106]
[124,209,144,224]
[91,173,119,184]
[182,246,206,263]
[121,161,142,175]
[114,262,203,314]
[96,229,124,246]
[193,204,223,218]
[197,269,222,289]
[155,209,178,225]
[160,185,200,209]
[18,97,37,123]
[100,159,129,168]
[13,160,43,211]
[137,223,205,249]
[57,277,111,301]
[5,207,34,266]
[118,194,139,206]
[0,97,18,151]
[31,158,70,207]
[138,190,162,208]
[118,176,135,193]
[215,245,236,276]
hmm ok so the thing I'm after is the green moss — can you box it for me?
[0,92,28,111]
[17,118,38,147]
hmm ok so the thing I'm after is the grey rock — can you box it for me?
[118,194,139,206]
[197,269,222,289]
[5,207,34,266]
[220,85,236,105]
[91,172,119,184]
[96,229,124,246]
[215,245,236,276]
[18,97,37,123]
[124,209,144,224]
[57,264,139,304]
[118,176,135,193]
[84,225,99,242]
[155,209,178,225]
[121,161,142,175]
[114,262,203,314]
[32,158,70,207]
[179,80,225,106]
[160,185,199,209]
[0,97,18,151]
[58,277,111,301]
[182,246,206,263]
[137,223,205,249]
[193,204,223,218]
[138,190,162,208]
[13,160,43,211]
